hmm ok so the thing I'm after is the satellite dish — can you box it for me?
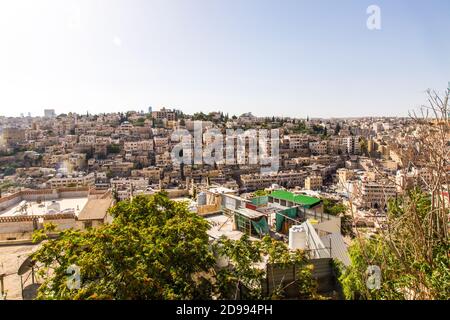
[17,255,35,276]
[17,246,40,276]
[22,283,40,300]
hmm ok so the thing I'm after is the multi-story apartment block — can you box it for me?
[395,167,433,192]
[309,141,328,155]
[287,134,309,150]
[152,108,176,122]
[47,172,95,188]
[304,175,323,190]
[3,127,26,145]
[241,171,307,190]
[79,135,96,144]
[360,181,397,209]
[116,122,134,135]
[155,152,172,167]
[124,140,154,153]
[131,166,161,183]
[111,178,150,200]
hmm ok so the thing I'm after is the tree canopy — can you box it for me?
[32,193,319,300]
[32,193,215,299]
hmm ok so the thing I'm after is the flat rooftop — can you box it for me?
[0,197,88,217]
[207,187,237,195]
[206,213,244,241]
[256,202,289,214]
[77,198,112,221]
[234,207,266,219]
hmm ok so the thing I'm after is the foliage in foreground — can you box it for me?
[32,193,319,300]
[33,193,215,299]
[339,191,450,300]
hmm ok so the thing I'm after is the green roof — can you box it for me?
[269,190,321,208]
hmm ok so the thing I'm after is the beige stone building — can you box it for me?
[305,175,323,190]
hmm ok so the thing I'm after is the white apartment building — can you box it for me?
[373,122,384,133]
[111,178,150,200]
[111,177,148,190]
[241,171,307,190]
[287,134,308,150]
[44,109,56,118]
[124,140,154,153]
[79,135,96,144]
[95,137,112,144]
[47,172,95,188]
[309,141,328,155]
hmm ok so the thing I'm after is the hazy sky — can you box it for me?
[0,0,449,118]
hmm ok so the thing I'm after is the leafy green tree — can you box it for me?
[32,193,215,300]
[358,137,369,156]
[322,198,347,216]
[192,112,208,121]
[32,194,325,300]
[3,166,16,176]
[322,198,354,238]
[254,190,269,197]
[334,123,341,135]
[214,235,320,300]
[133,118,146,127]
[107,144,121,154]
[293,121,310,134]
[340,214,355,238]
[111,188,120,203]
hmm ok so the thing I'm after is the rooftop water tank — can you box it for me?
[214,244,230,268]
[289,225,307,250]
[47,201,61,213]
[197,192,207,206]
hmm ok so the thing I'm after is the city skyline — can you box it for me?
[0,107,417,119]
[1,0,449,118]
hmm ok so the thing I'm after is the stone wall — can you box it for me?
[166,189,189,198]
[0,187,90,211]
[0,212,77,237]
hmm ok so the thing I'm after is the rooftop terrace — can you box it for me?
[0,198,88,217]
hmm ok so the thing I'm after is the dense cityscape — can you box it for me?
[0,103,448,300]
[0,0,448,310]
